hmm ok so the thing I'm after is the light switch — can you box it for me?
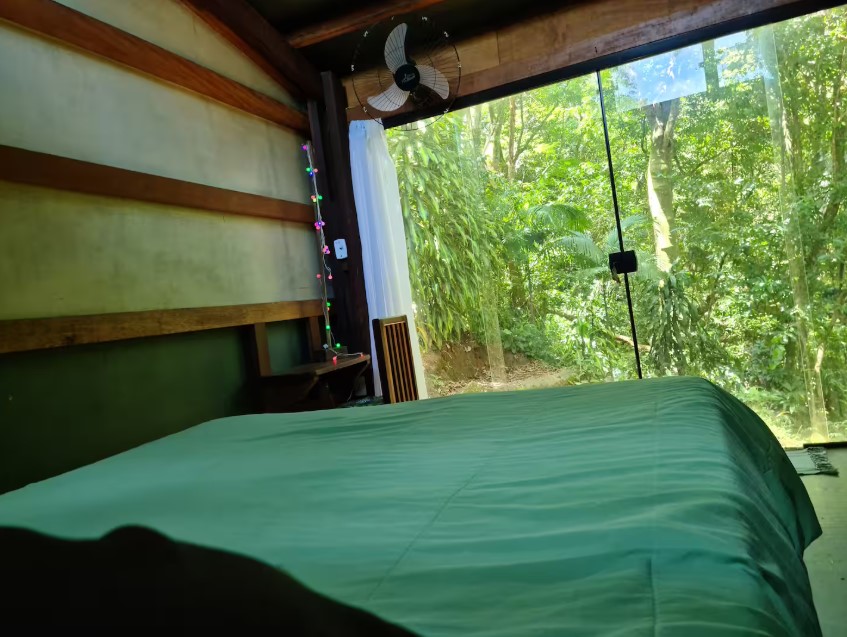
[334,238,348,260]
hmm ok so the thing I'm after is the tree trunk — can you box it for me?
[507,96,517,182]
[489,102,506,174]
[760,29,829,440]
[646,100,680,272]
[508,261,526,309]
[783,221,829,439]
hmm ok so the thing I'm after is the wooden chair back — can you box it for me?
[372,315,419,404]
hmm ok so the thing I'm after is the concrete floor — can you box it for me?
[802,448,847,637]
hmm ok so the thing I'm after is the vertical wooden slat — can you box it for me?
[399,322,418,400]
[379,321,397,403]
[392,323,410,401]
[403,322,416,400]
[391,323,408,401]
[372,316,420,404]
[393,323,411,402]
[391,324,403,402]
[386,323,403,402]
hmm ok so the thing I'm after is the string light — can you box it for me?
[303,140,343,355]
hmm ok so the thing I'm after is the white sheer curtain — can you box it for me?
[349,120,428,399]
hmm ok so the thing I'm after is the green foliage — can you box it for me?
[501,323,550,361]
[389,117,499,349]
[388,8,847,441]
[639,273,724,376]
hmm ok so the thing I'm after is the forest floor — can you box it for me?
[422,348,847,448]
[422,351,569,398]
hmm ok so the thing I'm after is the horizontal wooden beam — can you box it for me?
[347,0,814,122]
[0,145,314,225]
[457,0,805,101]
[286,0,447,49]
[0,0,309,133]
[0,300,325,354]
[181,0,322,99]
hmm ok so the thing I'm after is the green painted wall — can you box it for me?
[0,7,314,494]
[0,183,317,320]
[0,321,305,494]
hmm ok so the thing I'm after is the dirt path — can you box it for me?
[426,359,571,397]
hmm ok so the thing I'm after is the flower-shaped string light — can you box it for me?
[302,141,344,363]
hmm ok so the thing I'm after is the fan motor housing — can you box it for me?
[394,63,421,91]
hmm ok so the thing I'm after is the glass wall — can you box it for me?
[600,8,847,445]
[388,6,847,446]
[388,75,639,398]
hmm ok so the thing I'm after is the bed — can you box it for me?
[0,376,822,636]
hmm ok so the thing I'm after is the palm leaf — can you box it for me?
[559,231,606,265]
[603,214,648,252]
[530,203,591,233]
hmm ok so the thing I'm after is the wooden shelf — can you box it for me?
[257,354,371,413]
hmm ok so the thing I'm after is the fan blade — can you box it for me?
[367,84,410,112]
[384,23,408,73]
[417,64,450,99]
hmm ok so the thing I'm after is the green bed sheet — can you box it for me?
[0,377,822,636]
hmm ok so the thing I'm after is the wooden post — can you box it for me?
[250,323,272,377]
[308,73,373,393]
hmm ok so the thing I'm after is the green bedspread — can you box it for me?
[0,377,822,635]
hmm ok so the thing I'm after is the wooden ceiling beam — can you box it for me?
[0,0,309,133]
[286,0,448,49]
[347,0,817,122]
[181,0,322,100]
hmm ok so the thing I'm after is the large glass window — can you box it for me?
[601,9,847,446]
[388,75,638,398]
[388,6,847,446]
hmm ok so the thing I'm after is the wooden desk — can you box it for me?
[257,354,371,413]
